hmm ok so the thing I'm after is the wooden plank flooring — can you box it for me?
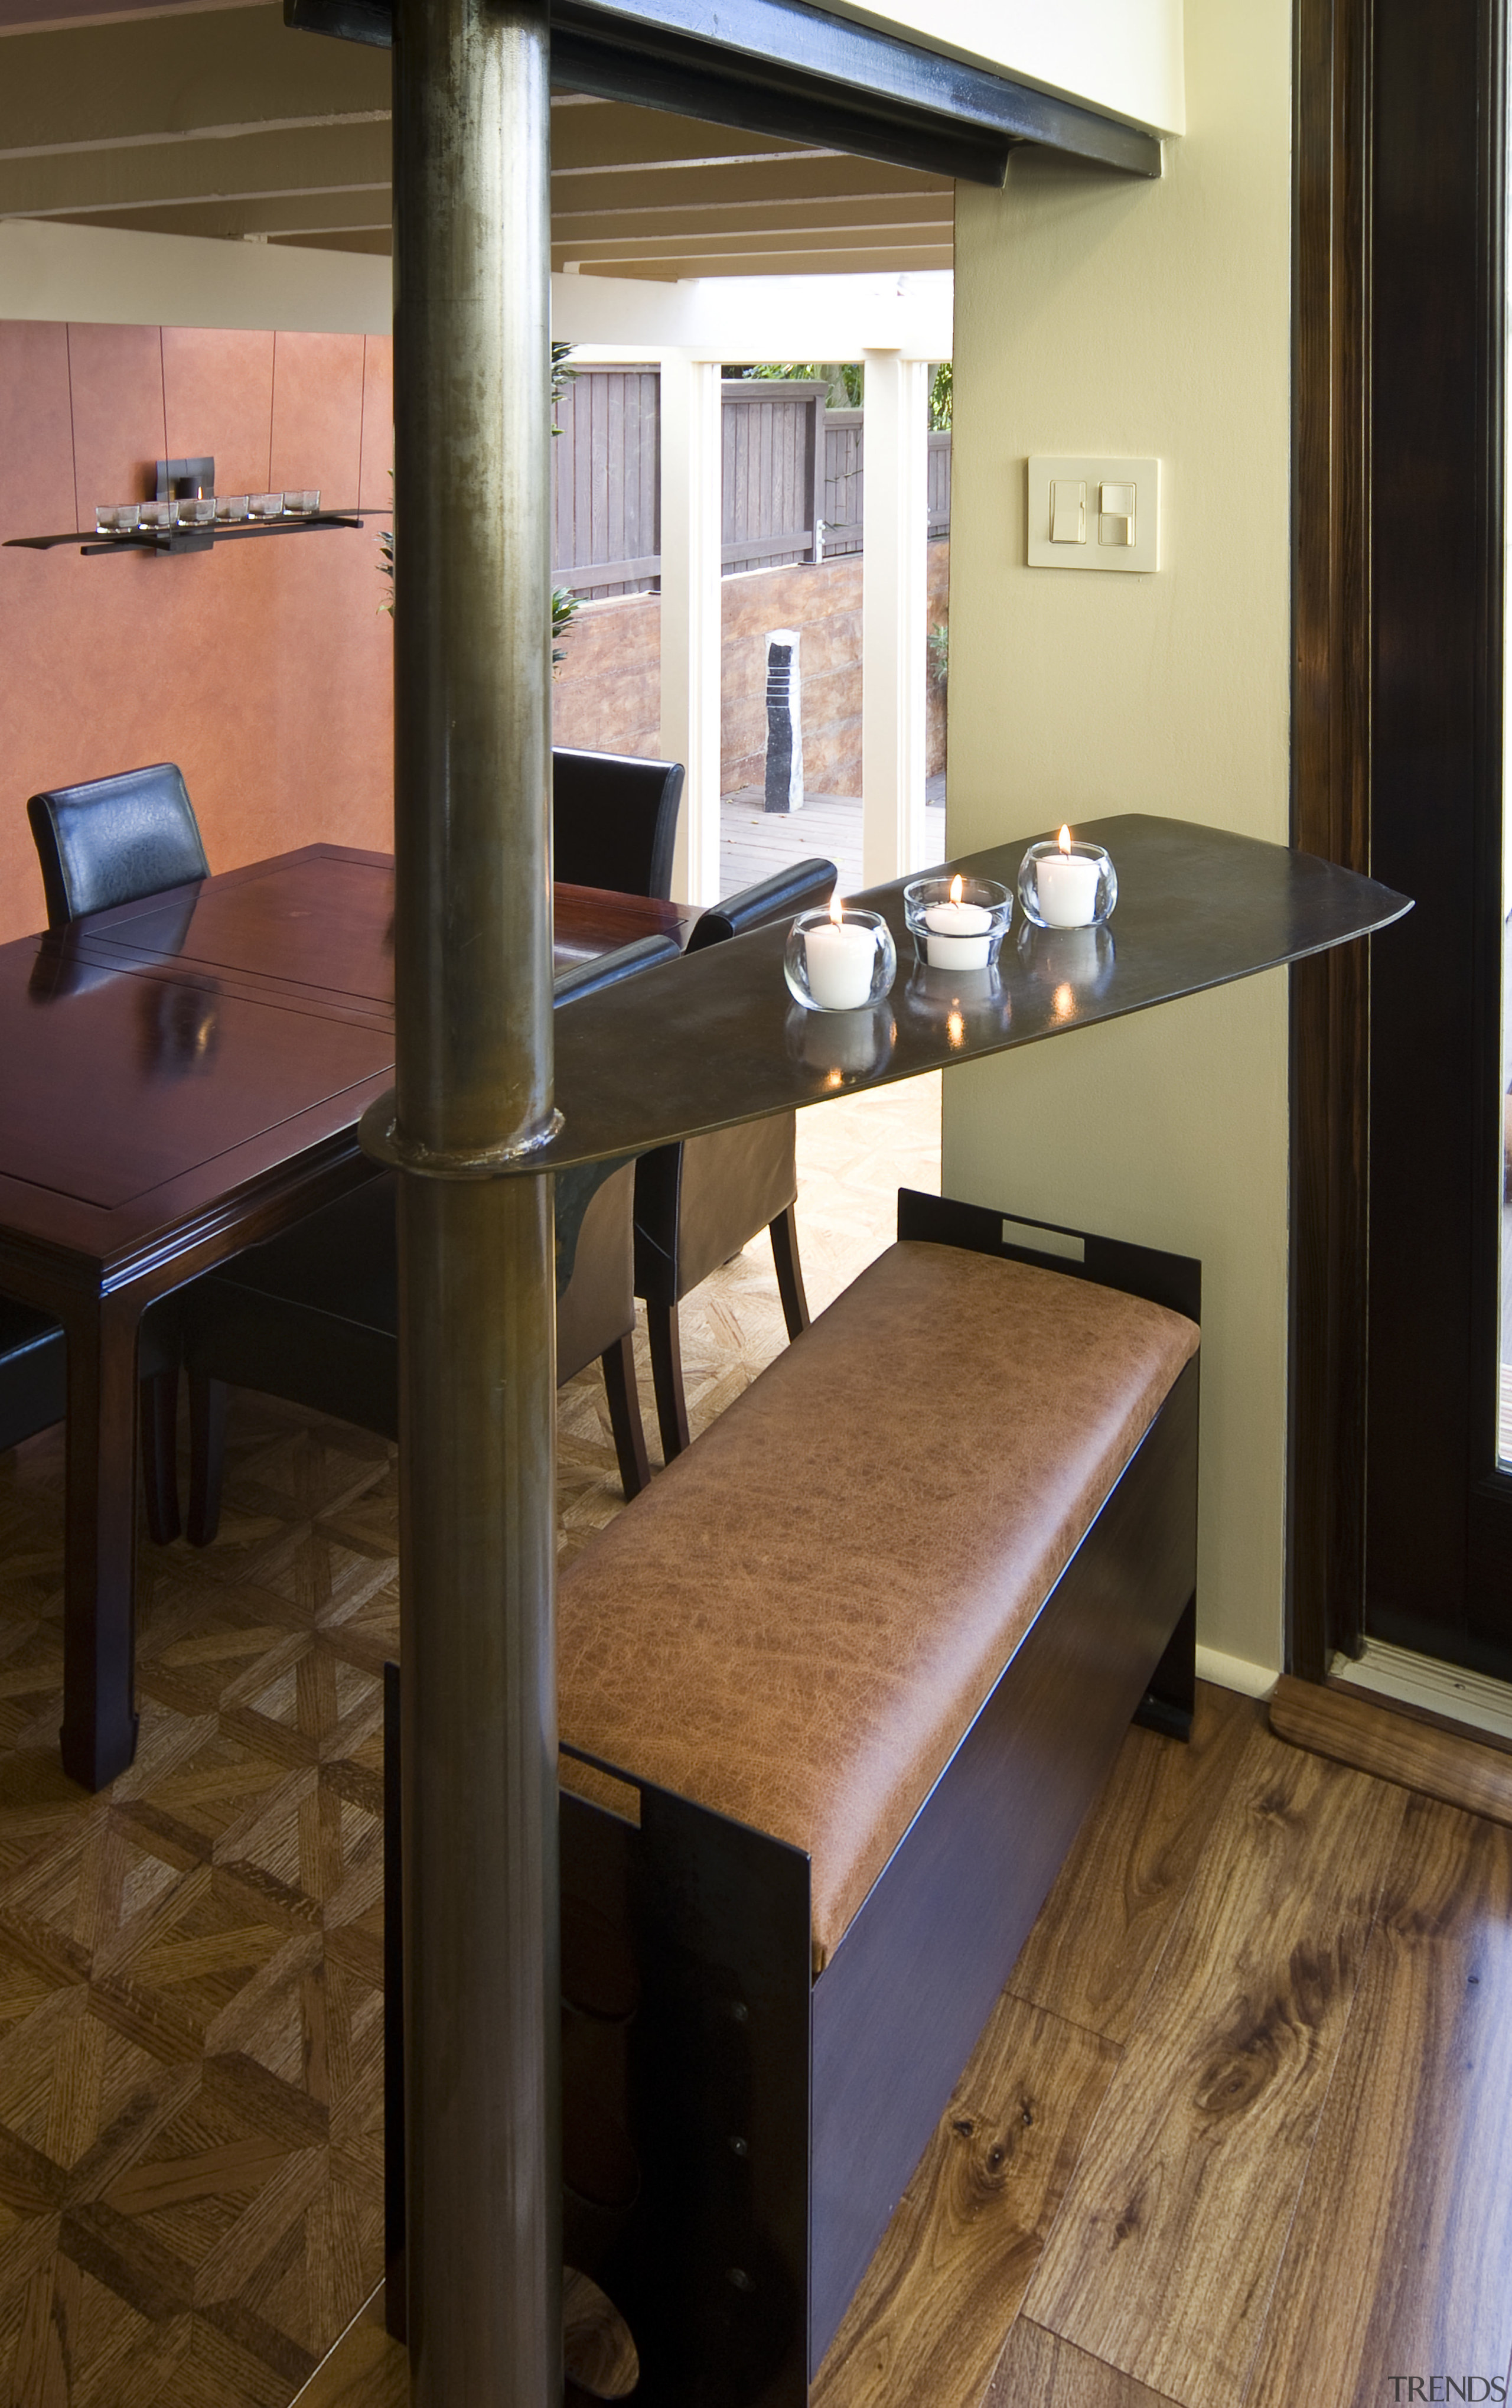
[7,1070,1512,2406]
[719,785,947,900]
[1020,1733,1409,2407]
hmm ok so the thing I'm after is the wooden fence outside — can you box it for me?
[549,367,951,597]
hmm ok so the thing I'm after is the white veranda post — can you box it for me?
[659,349,725,907]
[862,347,932,890]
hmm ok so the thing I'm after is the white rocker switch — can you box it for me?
[1099,481,1136,545]
[1050,479,1086,544]
[1028,457,1161,572]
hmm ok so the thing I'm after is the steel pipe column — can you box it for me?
[390,2,560,2402]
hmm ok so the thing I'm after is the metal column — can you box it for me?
[389,2,559,2400]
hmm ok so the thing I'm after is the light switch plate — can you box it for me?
[1028,456,1161,572]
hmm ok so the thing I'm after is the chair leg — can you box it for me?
[770,1204,810,1340]
[187,1372,228,1548]
[646,1301,691,1463]
[139,1369,181,1545]
[599,1334,651,1500]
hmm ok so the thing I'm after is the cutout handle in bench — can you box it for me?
[897,1187,1201,1324]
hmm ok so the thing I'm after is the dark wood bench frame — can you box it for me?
[385,1186,1200,2402]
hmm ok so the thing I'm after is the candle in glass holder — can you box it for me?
[922,874,993,968]
[804,895,878,1009]
[1036,825,1100,928]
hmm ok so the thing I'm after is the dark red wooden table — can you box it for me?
[0,843,688,1790]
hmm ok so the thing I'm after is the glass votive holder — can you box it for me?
[903,874,1012,969]
[283,489,321,516]
[249,492,284,519]
[94,503,140,536]
[171,495,216,529]
[1017,835,1117,930]
[216,494,250,523]
[139,500,171,531]
[783,906,897,1013]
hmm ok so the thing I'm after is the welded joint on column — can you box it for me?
[359,1089,565,1176]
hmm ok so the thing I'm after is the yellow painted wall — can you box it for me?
[943,0,1292,1686]
[819,0,1185,135]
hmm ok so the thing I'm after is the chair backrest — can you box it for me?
[685,857,839,954]
[552,747,684,902]
[27,762,210,928]
[553,929,682,1004]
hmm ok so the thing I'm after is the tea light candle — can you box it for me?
[923,874,993,969]
[1037,826,1100,928]
[804,899,877,1009]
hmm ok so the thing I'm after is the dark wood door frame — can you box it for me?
[1288,0,1374,1678]
[1289,0,1511,1678]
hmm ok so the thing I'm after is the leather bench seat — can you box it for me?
[558,1236,1200,1967]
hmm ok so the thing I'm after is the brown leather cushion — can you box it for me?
[558,1239,1199,1967]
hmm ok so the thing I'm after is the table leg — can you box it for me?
[59,1292,141,1789]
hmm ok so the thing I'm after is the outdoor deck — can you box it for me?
[719,777,948,899]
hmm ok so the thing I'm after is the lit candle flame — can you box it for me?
[830,890,843,926]
[949,874,963,906]
[1058,824,1073,854]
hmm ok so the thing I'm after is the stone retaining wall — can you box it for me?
[550,542,949,796]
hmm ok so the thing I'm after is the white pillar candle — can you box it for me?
[1037,845,1100,928]
[923,889,993,968]
[804,917,877,1009]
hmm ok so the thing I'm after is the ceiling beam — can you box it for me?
[0,3,386,152]
[0,116,387,212]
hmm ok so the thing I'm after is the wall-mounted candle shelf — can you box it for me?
[4,453,388,557]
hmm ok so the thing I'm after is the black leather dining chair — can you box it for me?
[633,857,839,1461]
[180,933,683,1543]
[27,761,210,928]
[552,747,684,902]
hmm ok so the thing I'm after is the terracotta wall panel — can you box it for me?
[0,318,392,944]
[269,329,365,506]
[162,325,275,496]
[0,321,73,533]
[67,322,166,512]
[359,336,393,510]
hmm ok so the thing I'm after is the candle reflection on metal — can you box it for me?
[785,1000,896,1083]
[1016,920,1117,1018]
[904,961,1012,1048]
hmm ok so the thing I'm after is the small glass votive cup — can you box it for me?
[283,489,321,516]
[94,503,140,536]
[215,494,250,523]
[783,907,897,1013]
[171,496,216,529]
[1017,838,1117,930]
[903,875,1012,970]
[249,492,284,519]
[139,500,171,532]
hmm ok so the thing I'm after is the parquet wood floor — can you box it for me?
[0,1077,940,2407]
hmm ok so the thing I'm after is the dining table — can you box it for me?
[0,842,692,1791]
